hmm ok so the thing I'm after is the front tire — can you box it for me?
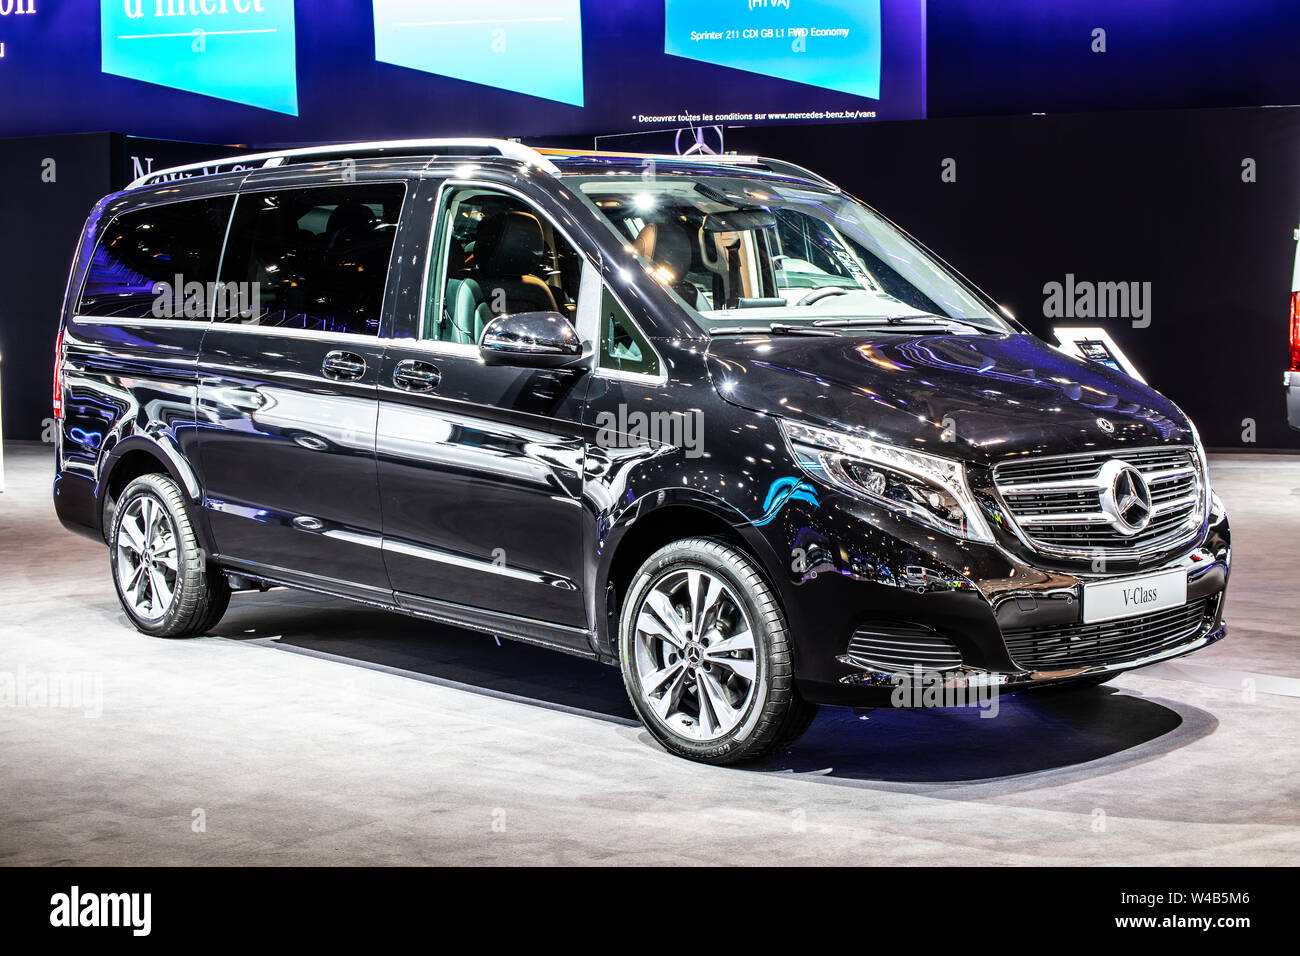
[618,536,817,764]
[109,474,230,638]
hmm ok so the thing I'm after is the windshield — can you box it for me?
[571,172,1010,334]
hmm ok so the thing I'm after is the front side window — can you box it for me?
[77,196,234,319]
[571,174,1008,334]
[424,187,584,345]
[217,183,405,335]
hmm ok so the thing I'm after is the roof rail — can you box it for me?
[753,157,840,191]
[530,147,838,190]
[127,138,561,189]
[685,154,839,190]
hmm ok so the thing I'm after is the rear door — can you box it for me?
[376,178,595,644]
[195,179,407,597]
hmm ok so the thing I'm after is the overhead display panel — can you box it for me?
[664,0,881,101]
[99,0,299,116]
[372,0,584,107]
[0,1,925,143]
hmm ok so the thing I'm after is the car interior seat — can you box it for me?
[633,222,700,307]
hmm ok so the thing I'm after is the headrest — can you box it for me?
[633,222,693,279]
[475,211,547,275]
[326,201,376,240]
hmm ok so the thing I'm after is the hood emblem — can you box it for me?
[1096,418,1115,434]
[1098,460,1152,535]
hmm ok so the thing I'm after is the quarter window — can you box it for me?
[77,196,234,319]
[217,183,405,335]
[600,288,660,378]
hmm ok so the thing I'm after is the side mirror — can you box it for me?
[479,311,585,369]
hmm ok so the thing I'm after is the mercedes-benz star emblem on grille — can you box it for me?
[1101,462,1153,534]
[1096,418,1115,434]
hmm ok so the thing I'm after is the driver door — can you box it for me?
[376,181,597,644]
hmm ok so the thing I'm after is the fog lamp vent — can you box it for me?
[842,623,963,674]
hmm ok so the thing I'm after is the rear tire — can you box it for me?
[109,474,230,638]
[618,536,817,764]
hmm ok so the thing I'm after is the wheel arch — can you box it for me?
[596,491,789,657]
[97,435,209,549]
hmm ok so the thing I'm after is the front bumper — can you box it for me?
[760,482,1231,708]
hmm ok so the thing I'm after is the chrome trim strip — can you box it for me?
[72,315,210,329]
[382,538,579,591]
[992,443,1195,471]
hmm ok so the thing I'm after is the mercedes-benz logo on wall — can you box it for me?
[1098,460,1152,534]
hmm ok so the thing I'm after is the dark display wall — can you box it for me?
[0,133,248,443]
[0,134,114,445]
[729,107,1300,449]
[928,0,1300,119]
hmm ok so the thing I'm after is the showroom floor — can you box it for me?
[1,444,1297,865]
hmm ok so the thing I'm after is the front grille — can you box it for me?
[842,623,963,673]
[1003,599,1209,671]
[994,446,1204,560]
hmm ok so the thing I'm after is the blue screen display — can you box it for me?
[0,0,925,144]
[100,0,299,115]
[665,0,881,102]
[373,0,585,107]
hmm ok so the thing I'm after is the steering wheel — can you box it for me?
[800,287,852,306]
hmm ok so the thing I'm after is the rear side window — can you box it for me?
[76,196,234,319]
[217,183,405,336]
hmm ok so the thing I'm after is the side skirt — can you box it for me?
[214,557,605,662]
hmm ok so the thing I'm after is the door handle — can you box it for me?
[322,350,367,381]
[393,359,441,392]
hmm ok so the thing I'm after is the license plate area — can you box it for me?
[1083,569,1188,624]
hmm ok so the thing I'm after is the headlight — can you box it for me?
[1185,417,1214,523]
[779,419,994,543]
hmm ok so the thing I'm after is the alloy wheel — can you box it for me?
[632,567,759,741]
[115,494,179,622]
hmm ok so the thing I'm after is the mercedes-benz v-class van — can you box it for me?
[53,140,1231,763]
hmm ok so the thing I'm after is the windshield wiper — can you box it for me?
[708,323,842,337]
[813,315,992,331]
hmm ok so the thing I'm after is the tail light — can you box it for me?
[52,329,65,418]
[1291,291,1300,372]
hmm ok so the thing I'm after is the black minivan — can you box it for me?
[54,139,1231,763]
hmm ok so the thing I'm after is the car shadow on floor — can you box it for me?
[214,589,1217,784]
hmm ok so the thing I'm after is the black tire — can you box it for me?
[618,536,818,764]
[109,474,230,638]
